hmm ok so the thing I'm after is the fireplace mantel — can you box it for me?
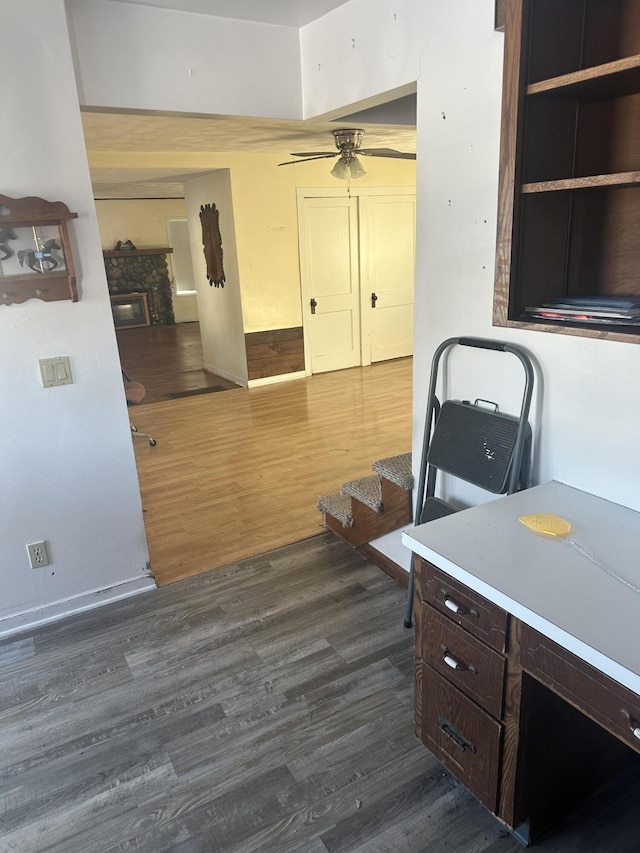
[103,247,173,259]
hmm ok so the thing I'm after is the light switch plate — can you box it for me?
[38,356,73,387]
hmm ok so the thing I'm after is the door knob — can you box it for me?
[371,292,378,308]
[310,297,317,314]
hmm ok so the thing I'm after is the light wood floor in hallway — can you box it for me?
[130,355,413,585]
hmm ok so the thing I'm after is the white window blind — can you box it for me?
[167,218,196,294]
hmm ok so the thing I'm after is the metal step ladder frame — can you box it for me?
[404,336,535,627]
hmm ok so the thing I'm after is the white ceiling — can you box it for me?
[85,2,416,198]
[102,0,351,27]
[84,108,417,198]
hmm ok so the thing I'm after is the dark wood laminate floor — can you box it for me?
[117,323,239,404]
[1,535,639,852]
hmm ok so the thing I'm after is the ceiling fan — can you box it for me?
[278,128,416,179]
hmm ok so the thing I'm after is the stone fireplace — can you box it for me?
[104,247,175,325]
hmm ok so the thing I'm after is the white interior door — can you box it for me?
[298,196,361,374]
[361,194,416,363]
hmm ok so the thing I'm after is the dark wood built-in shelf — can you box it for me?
[527,55,640,100]
[494,0,640,343]
[522,172,640,193]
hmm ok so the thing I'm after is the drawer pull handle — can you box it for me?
[437,716,476,752]
[621,709,640,739]
[441,645,477,674]
[443,594,479,618]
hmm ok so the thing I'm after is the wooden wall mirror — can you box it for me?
[0,194,78,306]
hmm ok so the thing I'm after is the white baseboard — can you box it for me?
[202,363,248,387]
[0,576,157,639]
[248,370,306,388]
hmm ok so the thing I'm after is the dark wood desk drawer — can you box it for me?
[520,625,640,756]
[420,561,508,652]
[421,603,506,719]
[421,663,502,812]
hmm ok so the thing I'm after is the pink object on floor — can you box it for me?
[124,380,146,404]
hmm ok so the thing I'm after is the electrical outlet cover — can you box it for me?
[27,541,50,568]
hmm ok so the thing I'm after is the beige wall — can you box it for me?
[94,198,187,250]
[88,151,416,335]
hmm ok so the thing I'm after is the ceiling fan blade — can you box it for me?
[278,154,337,166]
[359,148,417,159]
[288,151,336,157]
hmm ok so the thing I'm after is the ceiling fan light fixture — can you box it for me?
[331,158,350,179]
[348,155,366,179]
[331,154,366,180]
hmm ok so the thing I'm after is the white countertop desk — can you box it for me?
[403,480,640,694]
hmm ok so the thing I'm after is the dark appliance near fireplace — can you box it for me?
[110,292,151,329]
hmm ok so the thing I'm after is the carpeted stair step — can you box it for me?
[342,475,383,512]
[372,452,413,490]
[317,492,353,527]
[317,452,414,548]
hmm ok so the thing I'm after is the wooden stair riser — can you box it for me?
[325,478,412,547]
[381,477,414,522]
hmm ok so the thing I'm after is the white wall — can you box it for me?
[0,0,154,636]
[300,0,427,118]
[4,0,635,636]
[66,0,303,119]
[302,0,640,575]
[184,173,248,385]
[412,1,640,513]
